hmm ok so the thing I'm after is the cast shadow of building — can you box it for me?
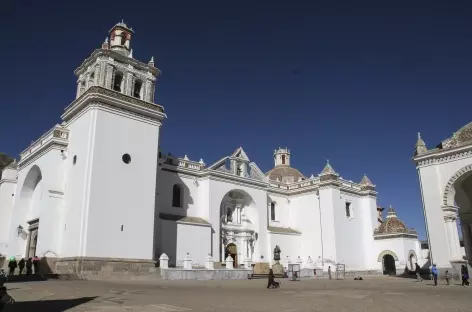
[10,296,97,312]
[152,153,195,268]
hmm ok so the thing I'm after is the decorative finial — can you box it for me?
[104,37,109,43]
[417,132,421,140]
[129,49,133,58]
[414,131,427,156]
[149,56,155,66]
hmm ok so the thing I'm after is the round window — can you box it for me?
[122,153,131,164]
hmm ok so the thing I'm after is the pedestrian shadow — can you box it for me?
[10,296,97,311]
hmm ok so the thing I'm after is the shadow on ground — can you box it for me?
[9,296,97,311]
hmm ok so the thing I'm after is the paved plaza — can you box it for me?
[3,276,472,311]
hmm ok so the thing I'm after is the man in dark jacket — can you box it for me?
[415,263,422,282]
[461,265,470,286]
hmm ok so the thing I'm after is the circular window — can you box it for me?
[73,155,77,165]
[122,153,131,164]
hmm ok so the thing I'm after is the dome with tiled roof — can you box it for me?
[438,121,472,149]
[266,147,306,183]
[266,166,305,183]
[375,206,410,234]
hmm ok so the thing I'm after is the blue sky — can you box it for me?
[2,1,472,239]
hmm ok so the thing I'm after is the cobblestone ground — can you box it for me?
[3,276,472,311]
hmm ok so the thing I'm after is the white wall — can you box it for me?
[289,192,323,262]
[61,109,96,257]
[333,192,368,270]
[84,109,161,260]
[7,149,65,259]
[0,168,17,255]
[268,194,290,228]
[375,237,424,273]
[417,155,472,268]
[176,223,211,267]
[268,233,301,265]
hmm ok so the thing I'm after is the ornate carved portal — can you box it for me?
[225,243,238,267]
[25,218,39,258]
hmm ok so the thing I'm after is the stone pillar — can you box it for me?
[461,222,472,265]
[205,254,214,270]
[76,80,83,98]
[296,256,303,267]
[126,72,134,96]
[105,65,113,89]
[305,256,314,269]
[221,242,225,263]
[93,65,100,86]
[159,253,169,269]
[98,60,107,86]
[144,80,152,102]
[183,253,192,270]
[225,255,234,269]
[443,206,461,260]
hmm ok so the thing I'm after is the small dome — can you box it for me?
[375,206,409,234]
[377,218,408,234]
[266,166,305,183]
[439,121,472,149]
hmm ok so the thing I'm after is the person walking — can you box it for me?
[18,258,25,276]
[328,266,332,280]
[25,258,33,275]
[431,264,439,286]
[415,263,423,282]
[267,269,275,288]
[32,255,40,274]
[461,264,470,286]
[7,258,17,276]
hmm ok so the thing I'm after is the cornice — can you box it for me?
[62,86,166,122]
[414,144,472,167]
[18,140,67,171]
[0,178,17,186]
[373,233,418,240]
[75,49,159,77]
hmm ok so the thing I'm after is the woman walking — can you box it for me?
[461,264,470,286]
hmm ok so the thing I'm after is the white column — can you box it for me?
[221,242,225,263]
[205,254,214,270]
[225,256,234,269]
[461,223,472,264]
[445,216,461,259]
[159,253,169,269]
[183,253,192,270]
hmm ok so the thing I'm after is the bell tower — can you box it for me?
[60,21,166,261]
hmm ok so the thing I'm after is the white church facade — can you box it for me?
[0,22,426,277]
[413,125,472,275]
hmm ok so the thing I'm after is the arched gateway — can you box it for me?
[413,123,472,270]
[219,190,258,267]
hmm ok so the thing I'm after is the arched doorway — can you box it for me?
[408,251,417,271]
[225,243,238,267]
[219,190,258,265]
[383,255,396,275]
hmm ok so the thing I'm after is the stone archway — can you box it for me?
[219,190,258,264]
[408,250,417,271]
[225,243,238,267]
[443,164,472,207]
[377,250,398,262]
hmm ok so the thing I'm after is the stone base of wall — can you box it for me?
[54,257,159,281]
[314,269,382,279]
[161,268,252,280]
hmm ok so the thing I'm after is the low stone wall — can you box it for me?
[54,257,159,281]
[314,269,382,279]
[161,268,252,280]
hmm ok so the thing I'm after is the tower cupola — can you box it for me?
[109,20,134,57]
[274,147,290,167]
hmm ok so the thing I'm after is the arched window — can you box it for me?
[113,71,123,92]
[282,155,286,165]
[172,184,182,208]
[270,202,276,221]
[120,33,127,45]
[133,79,143,99]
